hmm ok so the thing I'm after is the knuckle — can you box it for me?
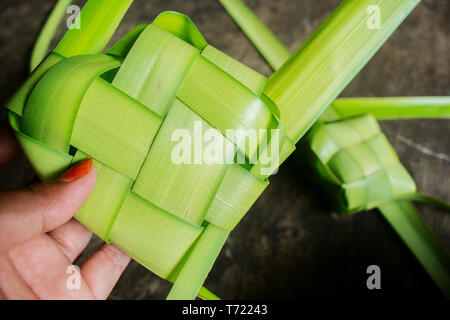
[25,183,61,232]
[101,245,128,270]
[26,183,58,209]
[52,234,74,258]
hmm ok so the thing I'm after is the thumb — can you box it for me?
[0,158,97,255]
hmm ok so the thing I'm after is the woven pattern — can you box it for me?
[7,12,295,285]
[300,114,416,213]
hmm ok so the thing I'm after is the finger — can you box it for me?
[0,120,22,170]
[8,234,95,299]
[0,159,97,255]
[0,254,39,300]
[48,219,93,263]
[80,243,130,299]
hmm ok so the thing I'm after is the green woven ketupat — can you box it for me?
[6,3,293,300]
[5,0,422,299]
[297,114,450,297]
[299,114,416,213]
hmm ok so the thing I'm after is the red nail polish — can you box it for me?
[61,158,93,182]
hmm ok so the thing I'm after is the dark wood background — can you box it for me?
[0,0,448,299]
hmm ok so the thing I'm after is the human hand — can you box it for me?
[0,121,131,299]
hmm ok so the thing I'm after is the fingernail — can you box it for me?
[61,158,93,182]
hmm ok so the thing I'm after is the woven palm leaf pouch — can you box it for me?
[5,2,296,299]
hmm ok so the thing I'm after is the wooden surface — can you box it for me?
[0,0,448,299]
